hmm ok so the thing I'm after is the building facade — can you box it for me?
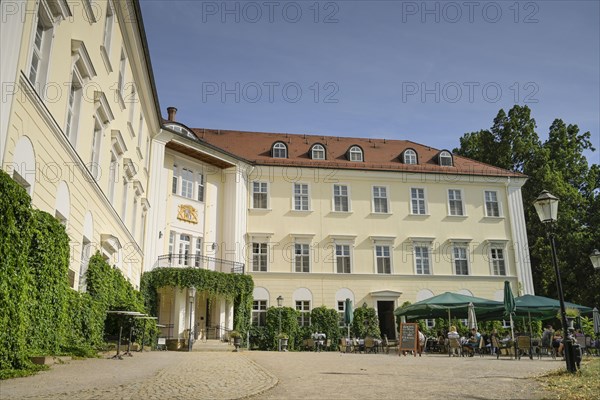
[2,1,534,343]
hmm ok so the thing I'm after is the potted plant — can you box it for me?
[276,333,289,352]
[563,308,580,329]
[230,330,242,352]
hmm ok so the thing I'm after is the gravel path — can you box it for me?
[0,351,562,399]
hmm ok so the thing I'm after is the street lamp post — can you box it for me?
[533,190,576,373]
[188,286,196,352]
[277,295,283,352]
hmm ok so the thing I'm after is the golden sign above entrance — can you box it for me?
[177,204,198,224]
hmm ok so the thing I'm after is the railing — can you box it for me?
[156,253,244,274]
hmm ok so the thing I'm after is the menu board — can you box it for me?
[399,323,418,355]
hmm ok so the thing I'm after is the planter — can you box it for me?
[566,316,575,330]
[233,337,242,352]
[279,338,289,352]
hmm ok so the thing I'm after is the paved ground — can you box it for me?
[1,350,564,400]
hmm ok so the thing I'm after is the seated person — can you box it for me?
[463,328,481,356]
[553,331,563,356]
[447,326,460,356]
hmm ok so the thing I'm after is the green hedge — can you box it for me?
[0,170,154,375]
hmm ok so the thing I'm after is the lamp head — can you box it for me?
[533,190,559,223]
[277,295,283,308]
[189,286,196,298]
[590,249,600,270]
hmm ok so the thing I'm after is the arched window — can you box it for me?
[348,146,363,162]
[311,144,325,160]
[403,149,417,164]
[272,142,287,158]
[439,150,453,166]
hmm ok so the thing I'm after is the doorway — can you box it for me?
[377,301,396,340]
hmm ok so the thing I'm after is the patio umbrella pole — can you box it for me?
[510,314,514,340]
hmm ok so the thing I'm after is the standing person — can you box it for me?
[417,330,426,356]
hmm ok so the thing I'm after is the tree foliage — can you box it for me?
[455,106,599,308]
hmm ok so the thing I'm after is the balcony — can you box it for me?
[156,253,244,274]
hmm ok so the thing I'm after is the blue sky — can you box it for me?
[140,1,599,164]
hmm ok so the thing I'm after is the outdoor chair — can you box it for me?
[574,336,586,356]
[305,338,315,351]
[516,335,533,360]
[364,336,376,353]
[448,337,462,357]
[538,333,555,359]
[491,336,512,359]
[383,336,397,354]
[339,338,348,353]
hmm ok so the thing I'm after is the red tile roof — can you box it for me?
[190,128,524,178]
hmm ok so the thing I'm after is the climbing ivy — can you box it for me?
[140,267,254,337]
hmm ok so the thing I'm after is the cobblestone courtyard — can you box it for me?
[1,350,563,399]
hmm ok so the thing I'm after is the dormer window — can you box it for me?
[348,146,363,162]
[311,144,325,160]
[439,150,453,166]
[272,142,287,158]
[403,149,417,164]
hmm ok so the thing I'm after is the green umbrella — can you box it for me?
[503,281,516,339]
[394,292,503,321]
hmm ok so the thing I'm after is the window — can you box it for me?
[448,189,464,216]
[337,301,345,326]
[118,50,126,100]
[121,180,128,223]
[137,113,144,149]
[485,191,501,217]
[375,245,391,274]
[414,244,431,275]
[453,245,469,275]
[252,242,267,272]
[252,300,267,326]
[373,186,389,213]
[197,173,205,202]
[78,238,92,292]
[294,243,310,272]
[172,164,178,194]
[296,301,311,327]
[29,6,54,87]
[411,188,426,215]
[179,234,190,266]
[168,231,175,256]
[439,151,453,166]
[336,244,351,273]
[272,142,287,158]
[403,149,417,164]
[252,181,268,209]
[293,183,309,211]
[348,146,363,162]
[333,184,349,212]
[102,1,114,55]
[65,71,83,145]
[131,197,138,239]
[490,245,506,276]
[194,238,203,268]
[90,116,102,179]
[108,151,117,204]
[181,168,193,198]
[311,144,325,160]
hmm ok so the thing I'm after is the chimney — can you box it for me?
[167,107,177,121]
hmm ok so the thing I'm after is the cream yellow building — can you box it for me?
[1,0,160,290]
[1,1,534,343]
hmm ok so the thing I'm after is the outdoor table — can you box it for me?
[106,311,144,359]
[313,333,326,351]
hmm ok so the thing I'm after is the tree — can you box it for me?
[455,106,599,308]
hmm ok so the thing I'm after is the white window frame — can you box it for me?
[172,164,178,194]
[65,68,84,146]
[448,189,465,216]
[194,237,203,268]
[439,151,453,166]
[348,146,363,162]
[108,150,118,204]
[489,243,507,276]
[403,149,417,164]
[294,243,310,273]
[372,186,389,214]
[117,49,127,105]
[410,187,427,215]
[252,242,268,272]
[131,197,138,239]
[413,242,432,275]
[28,2,55,89]
[296,300,311,327]
[168,231,176,256]
[102,1,114,55]
[452,243,470,276]
[197,172,205,202]
[252,181,268,209]
[179,234,191,266]
[252,300,268,326]
[272,142,287,158]
[337,301,345,327]
[333,184,350,212]
[375,244,392,274]
[293,183,310,211]
[180,168,194,199]
[90,114,103,179]
[121,178,129,223]
[311,144,325,160]
[335,244,352,274]
[484,190,503,217]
